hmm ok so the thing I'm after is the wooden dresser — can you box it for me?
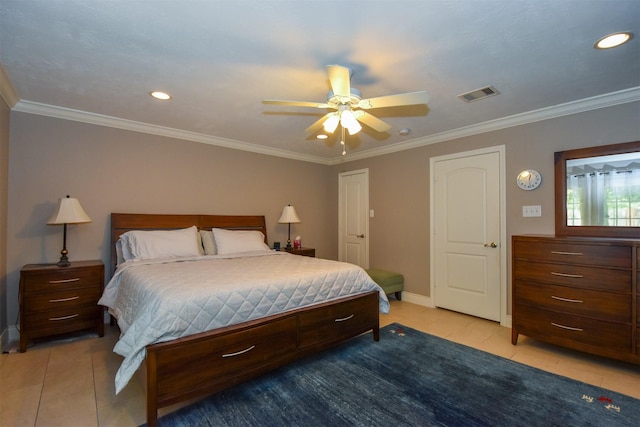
[19,260,104,352]
[512,235,639,364]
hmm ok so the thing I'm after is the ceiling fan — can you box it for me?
[263,65,430,154]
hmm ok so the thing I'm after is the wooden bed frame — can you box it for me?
[109,213,380,427]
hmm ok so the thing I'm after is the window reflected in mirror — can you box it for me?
[566,152,640,227]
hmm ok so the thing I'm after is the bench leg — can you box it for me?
[395,291,402,301]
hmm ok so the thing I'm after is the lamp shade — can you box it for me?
[323,114,340,133]
[47,196,92,225]
[278,205,301,224]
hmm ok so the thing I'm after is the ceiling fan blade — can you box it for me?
[358,91,430,109]
[326,65,351,98]
[305,113,334,134]
[263,99,331,108]
[354,111,392,133]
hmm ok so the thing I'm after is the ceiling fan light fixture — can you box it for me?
[340,109,362,135]
[594,32,633,49]
[323,114,340,133]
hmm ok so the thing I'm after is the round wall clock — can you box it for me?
[516,169,542,190]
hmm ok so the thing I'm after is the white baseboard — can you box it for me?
[393,291,512,329]
[398,291,434,307]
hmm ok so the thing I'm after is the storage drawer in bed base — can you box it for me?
[145,290,380,427]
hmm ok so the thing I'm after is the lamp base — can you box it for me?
[57,249,70,267]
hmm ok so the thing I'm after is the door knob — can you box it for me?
[484,242,497,248]
[357,234,365,238]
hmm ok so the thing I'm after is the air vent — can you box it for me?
[458,85,500,103]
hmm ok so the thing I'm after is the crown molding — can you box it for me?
[332,86,640,164]
[10,86,639,166]
[0,63,20,108]
[12,100,332,165]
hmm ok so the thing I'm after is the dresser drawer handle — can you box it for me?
[49,296,80,303]
[335,314,354,322]
[49,278,80,284]
[49,314,79,321]
[550,251,583,256]
[222,345,255,358]
[551,295,583,303]
[551,322,583,332]
[550,272,583,278]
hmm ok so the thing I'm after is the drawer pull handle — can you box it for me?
[49,296,80,303]
[551,295,583,303]
[551,322,583,332]
[335,314,354,322]
[550,272,583,278]
[49,278,80,284]
[550,251,583,256]
[49,314,79,321]
[222,345,255,358]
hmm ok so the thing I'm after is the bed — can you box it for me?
[99,213,389,427]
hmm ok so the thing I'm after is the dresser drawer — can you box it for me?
[23,305,102,337]
[514,260,631,293]
[22,286,102,314]
[298,292,379,349]
[22,266,103,292]
[513,240,631,268]
[515,305,632,352]
[514,280,631,322]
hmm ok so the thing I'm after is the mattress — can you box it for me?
[99,251,389,393]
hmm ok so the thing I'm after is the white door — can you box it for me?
[338,169,369,268]
[431,147,505,322]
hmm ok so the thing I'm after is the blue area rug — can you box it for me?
[147,323,639,426]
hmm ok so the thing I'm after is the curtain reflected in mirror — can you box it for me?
[566,152,640,227]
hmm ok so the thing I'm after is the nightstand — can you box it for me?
[19,260,104,352]
[283,247,316,257]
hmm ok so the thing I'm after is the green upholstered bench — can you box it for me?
[366,268,404,300]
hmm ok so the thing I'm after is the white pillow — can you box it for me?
[122,226,201,261]
[212,228,270,255]
[199,229,217,255]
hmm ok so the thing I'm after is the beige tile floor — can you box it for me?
[1,300,639,426]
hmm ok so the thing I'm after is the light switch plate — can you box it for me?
[522,205,542,217]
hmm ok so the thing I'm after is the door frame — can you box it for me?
[429,145,508,326]
[338,168,370,268]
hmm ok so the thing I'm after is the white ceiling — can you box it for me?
[1,0,639,164]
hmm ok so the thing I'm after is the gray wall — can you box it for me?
[0,94,9,341]
[335,101,640,300]
[3,101,640,336]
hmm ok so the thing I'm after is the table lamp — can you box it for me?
[47,195,92,267]
[278,204,301,249]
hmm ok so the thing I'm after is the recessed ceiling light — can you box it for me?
[594,32,633,49]
[316,134,328,140]
[150,91,172,100]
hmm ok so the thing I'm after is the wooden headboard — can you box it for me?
[110,213,268,274]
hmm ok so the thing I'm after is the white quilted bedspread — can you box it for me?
[98,251,389,393]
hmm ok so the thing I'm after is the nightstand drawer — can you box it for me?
[22,266,102,292]
[23,286,103,313]
[19,260,105,352]
[23,305,102,337]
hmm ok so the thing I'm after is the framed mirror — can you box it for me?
[554,140,640,238]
